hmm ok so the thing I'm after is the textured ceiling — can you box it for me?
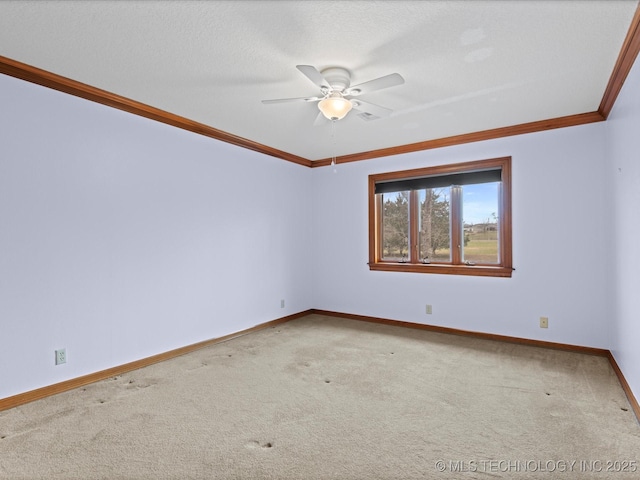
[0,1,637,161]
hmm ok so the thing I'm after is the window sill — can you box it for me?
[368,262,513,278]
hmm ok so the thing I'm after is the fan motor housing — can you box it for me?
[320,67,351,92]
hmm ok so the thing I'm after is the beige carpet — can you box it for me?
[1,314,639,479]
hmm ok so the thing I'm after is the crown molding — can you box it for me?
[0,55,312,168]
[311,111,605,167]
[599,1,640,119]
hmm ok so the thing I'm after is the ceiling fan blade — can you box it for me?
[344,73,404,96]
[296,65,331,90]
[351,99,393,118]
[313,111,326,126]
[262,95,321,104]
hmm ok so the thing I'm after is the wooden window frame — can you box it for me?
[368,156,513,278]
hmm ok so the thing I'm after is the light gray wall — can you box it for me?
[0,74,313,399]
[311,123,610,349]
[606,53,640,402]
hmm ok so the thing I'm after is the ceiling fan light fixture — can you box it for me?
[318,92,352,120]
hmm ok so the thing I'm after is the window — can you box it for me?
[368,156,512,277]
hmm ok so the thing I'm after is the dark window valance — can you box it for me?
[375,168,502,195]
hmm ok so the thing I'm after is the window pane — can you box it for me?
[381,191,410,261]
[462,182,500,264]
[418,187,451,262]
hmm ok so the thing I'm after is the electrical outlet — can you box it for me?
[55,348,66,365]
[280,299,285,308]
[425,304,433,315]
[539,317,549,329]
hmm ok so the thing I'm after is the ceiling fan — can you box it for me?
[262,65,405,124]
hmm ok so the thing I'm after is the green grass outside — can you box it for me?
[383,233,498,264]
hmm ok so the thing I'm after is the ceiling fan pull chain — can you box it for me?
[331,119,338,173]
